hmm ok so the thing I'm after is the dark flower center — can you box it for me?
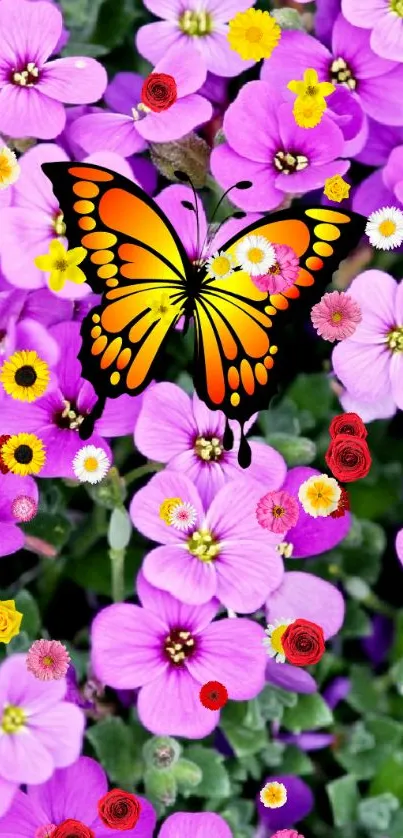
[388,326,403,353]
[11,62,40,86]
[53,212,66,236]
[194,435,223,461]
[164,628,196,666]
[55,399,85,431]
[272,505,284,518]
[14,444,33,464]
[179,9,212,36]
[330,57,357,91]
[15,365,37,387]
[274,150,309,174]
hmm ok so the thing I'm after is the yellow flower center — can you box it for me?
[261,782,287,808]
[42,656,54,666]
[330,56,357,90]
[164,629,196,665]
[306,85,318,97]
[378,219,396,237]
[276,541,294,558]
[247,247,265,264]
[274,151,309,174]
[54,259,68,272]
[12,62,39,87]
[388,326,403,353]
[160,498,183,523]
[391,0,403,16]
[211,255,231,276]
[195,436,222,461]
[332,311,342,323]
[306,481,335,508]
[272,505,284,518]
[53,212,66,236]
[179,9,212,35]
[187,529,220,562]
[245,25,263,43]
[1,705,26,733]
[57,399,85,431]
[84,456,99,472]
[0,153,13,180]
[270,624,288,655]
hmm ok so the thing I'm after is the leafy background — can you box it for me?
[1,1,403,836]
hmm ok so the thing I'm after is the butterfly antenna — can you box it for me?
[201,181,251,259]
[174,170,201,263]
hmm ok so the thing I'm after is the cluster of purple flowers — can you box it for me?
[0,0,401,834]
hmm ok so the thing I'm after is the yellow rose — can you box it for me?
[0,600,23,644]
[324,175,351,203]
[159,498,183,524]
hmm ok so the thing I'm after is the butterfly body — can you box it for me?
[42,162,367,467]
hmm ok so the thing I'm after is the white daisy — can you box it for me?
[206,250,234,280]
[169,501,198,532]
[0,146,20,190]
[366,206,403,250]
[236,234,276,276]
[262,618,295,663]
[72,445,111,484]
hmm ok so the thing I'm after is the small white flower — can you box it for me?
[169,501,197,532]
[72,445,111,484]
[206,250,234,280]
[263,618,294,663]
[236,234,276,276]
[366,206,403,250]
[0,146,20,190]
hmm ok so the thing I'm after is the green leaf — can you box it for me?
[279,745,314,776]
[86,718,138,788]
[91,0,141,50]
[370,753,403,802]
[5,630,32,655]
[24,512,72,550]
[172,758,202,791]
[282,693,333,732]
[62,40,109,56]
[14,590,40,637]
[185,746,231,798]
[66,543,144,597]
[265,432,316,466]
[287,373,334,420]
[271,7,305,29]
[358,793,399,832]
[144,766,177,806]
[327,776,360,827]
[347,666,381,714]
[219,720,268,758]
[341,600,372,638]
[258,685,297,721]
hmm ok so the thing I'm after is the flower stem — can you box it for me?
[124,462,163,486]
[109,547,125,603]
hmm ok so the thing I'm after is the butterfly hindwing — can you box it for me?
[193,207,367,426]
[42,163,192,399]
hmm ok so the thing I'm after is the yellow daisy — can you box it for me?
[159,498,183,523]
[0,146,20,189]
[263,619,294,663]
[293,96,326,129]
[228,9,281,62]
[1,433,46,476]
[298,473,341,518]
[0,350,50,402]
[34,240,87,293]
[288,68,335,102]
[260,781,288,809]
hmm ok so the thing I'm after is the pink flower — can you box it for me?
[271,831,306,838]
[311,291,362,342]
[252,244,300,294]
[11,494,38,523]
[26,640,71,681]
[256,490,299,534]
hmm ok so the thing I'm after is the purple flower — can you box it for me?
[211,82,347,212]
[332,270,403,413]
[0,141,138,295]
[279,467,351,559]
[342,0,403,62]
[315,0,341,48]
[353,137,403,218]
[0,755,156,836]
[134,382,286,508]
[264,14,403,131]
[277,731,335,751]
[323,675,351,708]
[338,385,397,423]
[0,472,38,556]
[130,470,284,612]
[0,654,85,817]
[0,291,60,374]
[136,0,255,78]
[256,774,314,832]
[0,0,107,139]
[265,570,345,640]
[159,812,232,837]
[0,322,143,477]
[265,658,317,694]
[397,527,403,566]
[91,571,267,738]
[361,614,394,666]
[72,43,212,152]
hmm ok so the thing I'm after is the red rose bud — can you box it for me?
[199,680,228,710]
[141,73,178,113]
[330,486,350,518]
[329,412,367,439]
[98,789,141,830]
[52,821,95,838]
[325,434,371,482]
[0,434,11,473]
[282,619,325,666]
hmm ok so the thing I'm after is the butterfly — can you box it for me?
[42,162,366,468]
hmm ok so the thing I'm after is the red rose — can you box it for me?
[199,681,228,711]
[325,434,371,482]
[52,821,95,838]
[329,412,367,439]
[330,486,350,518]
[98,789,141,830]
[282,619,325,667]
[141,73,178,113]
[0,434,10,473]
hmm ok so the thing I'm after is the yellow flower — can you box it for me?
[260,781,288,809]
[0,600,23,644]
[298,473,341,518]
[228,9,281,61]
[324,175,351,203]
[293,96,326,128]
[1,433,46,476]
[34,240,87,293]
[160,498,183,523]
[0,146,20,189]
[149,292,180,323]
[0,349,50,402]
[288,68,335,102]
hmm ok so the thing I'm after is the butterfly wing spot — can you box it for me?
[74,200,94,214]
[228,366,239,390]
[97,265,117,279]
[92,314,100,323]
[117,348,132,370]
[82,232,118,249]
[91,326,102,338]
[313,241,333,257]
[68,166,114,182]
[106,278,119,287]
[255,362,268,386]
[240,359,255,396]
[313,223,341,242]
[91,250,114,265]
[73,181,100,198]
[270,345,278,355]
[265,305,277,315]
[306,256,324,271]
[110,372,120,385]
[305,208,351,223]
[264,356,274,369]
[230,392,240,407]
[79,217,96,231]
[92,335,108,355]
[100,337,122,369]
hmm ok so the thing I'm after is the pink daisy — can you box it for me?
[252,244,300,294]
[26,639,71,681]
[271,831,305,838]
[169,501,198,532]
[256,490,300,534]
[11,494,38,523]
[311,291,362,342]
